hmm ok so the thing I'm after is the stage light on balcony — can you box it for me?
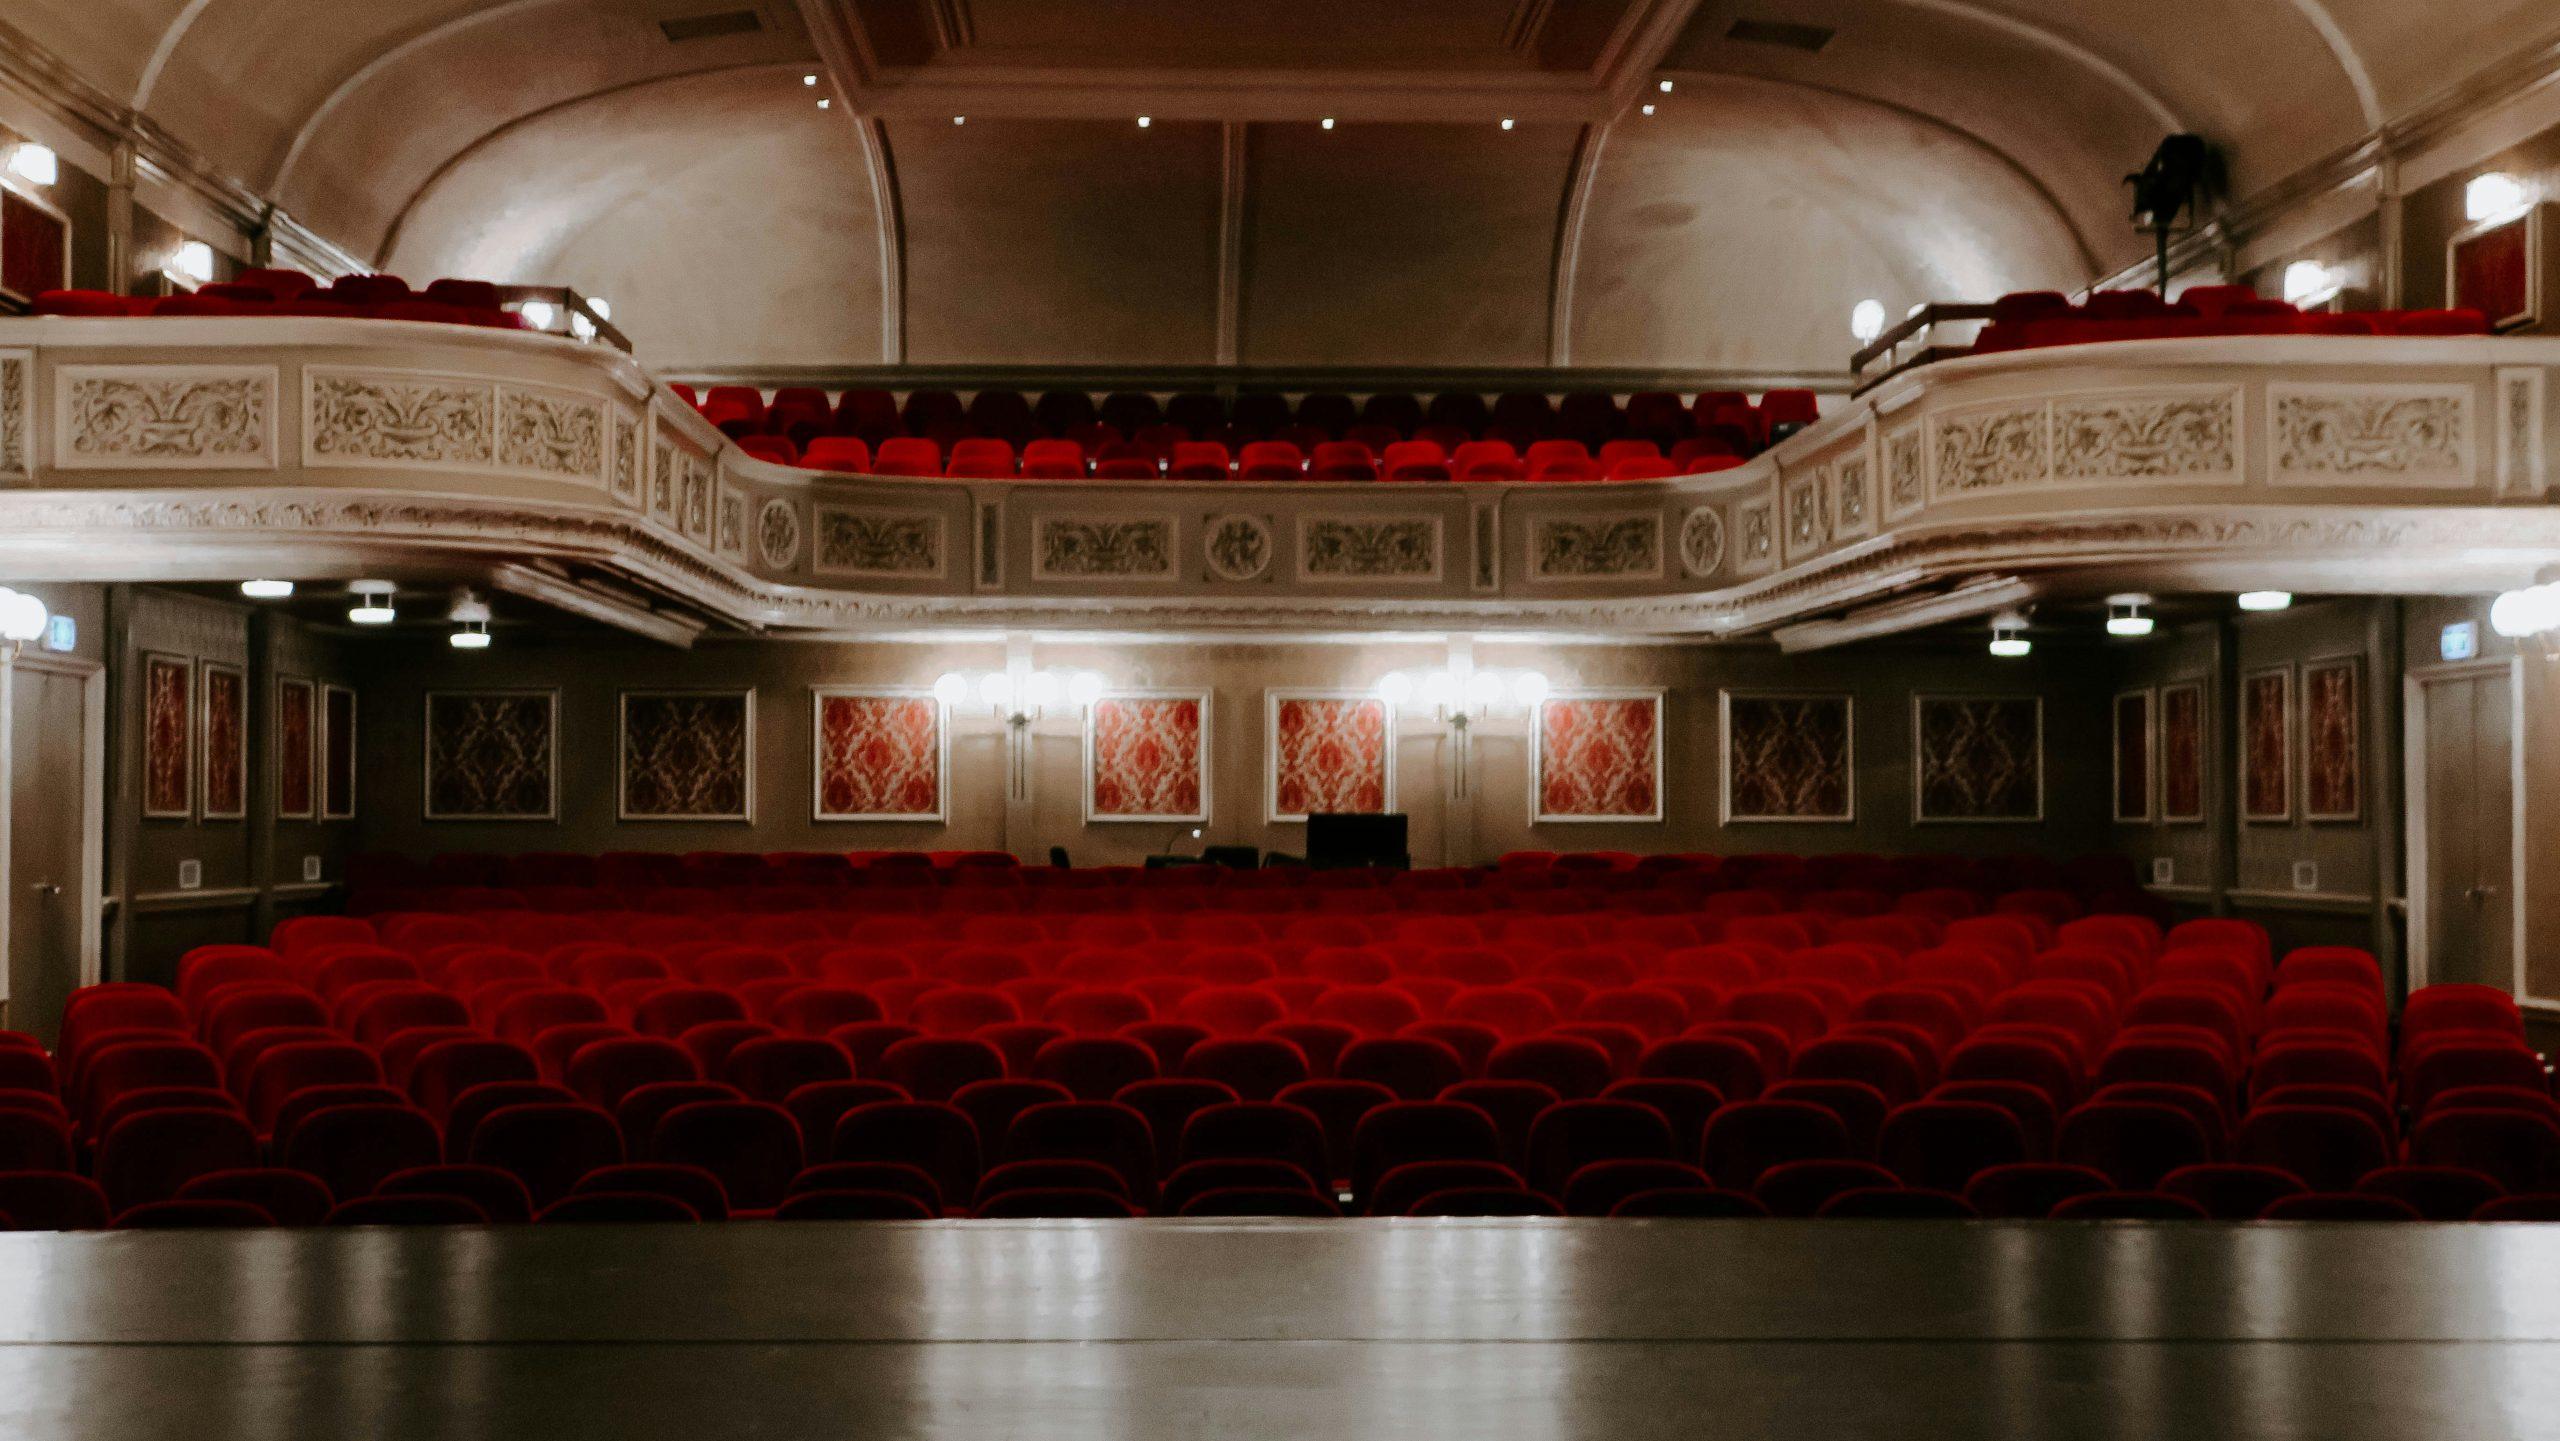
[589,297,611,321]
[1508,671,1550,707]
[2467,172,2533,223]
[6,143,57,186]
[1377,671,1414,708]
[932,672,970,705]
[2237,591,2293,612]
[1850,299,1887,344]
[347,581,397,626]
[2105,593,2155,638]
[2282,261,2337,306]
[1068,670,1106,708]
[978,672,1014,707]
[1023,670,1061,708]
[239,579,294,600]
[569,311,597,342]
[1500,118,1515,131]
[1989,610,2031,658]
[1137,115,1151,128]
[168,241,215,286]
[0,589,48,645]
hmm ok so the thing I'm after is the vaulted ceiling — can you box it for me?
[7,0,2557,372]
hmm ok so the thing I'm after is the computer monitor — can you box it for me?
[1306,812,1409,870]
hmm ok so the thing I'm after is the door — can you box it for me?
[7,665,88,1044]
[2420,668,2514,991]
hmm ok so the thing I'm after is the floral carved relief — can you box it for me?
[1038,518,1174,579]
[1531,515,1660,579]
[1300,518,1438,580]
[816,506,944,577]
[306,371,494,467]
[61,367,273,467]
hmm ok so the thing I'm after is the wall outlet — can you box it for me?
[2150,857,2174,885]
[302,855,323,883]
[2292,860,2319,892]
[176,859,202,891]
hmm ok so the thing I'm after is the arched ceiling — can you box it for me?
[8,0,2560,370]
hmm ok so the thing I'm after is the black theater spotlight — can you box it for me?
[2124,134,2219,292]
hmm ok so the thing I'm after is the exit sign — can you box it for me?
[2441,620,2479,661]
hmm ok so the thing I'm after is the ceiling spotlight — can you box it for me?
[1658,79,1674,93]
[239,579,294,600]
[347,581,397,626]
[2237,591,2293,612]
[1137,115,1151,128]
[2467,171,2533,224]
[817,98,831,110]
[2105,592,2155,638]
[1989,610,2031,658]
[1850,298,1887,344]
[6,143,57,187]
[1499,118,1515,131]
[449,620,491,651]
[953,115,966,125]
[1640,104,1656,116]
[932,672,970,705]
[1321,117,1335,130]
[804,74,818,86]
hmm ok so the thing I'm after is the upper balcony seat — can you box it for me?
[874,438,944,478]
[945,439,1019,480]
[1167,443,1233,481]
[1020,439,1089,480]
[1382,441,1452,482]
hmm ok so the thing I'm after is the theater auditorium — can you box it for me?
[3,0,2560,1435]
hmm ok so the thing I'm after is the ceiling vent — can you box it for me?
[659,8,765,43]
[1725,18,1835,52]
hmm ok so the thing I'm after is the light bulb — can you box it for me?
[1321,117,1335,130]
[168,241,214,286]
[6,143,57,186]
[2105,593,2153,638]
[1850,299,1887,344]
[589,297,611,321]
[347,584,397,625]
[1137,116,1151,128]
[2467,172,2533,223]
[817,98,831,110]
[1023,670,1061,708]
[1418,670,1458,708]
[953,115,966,125]
[0,589,46,643]
[1508,671,1550,707]
[1377,672,1414,707]
[1657,79,1674,93]
[1640,104,1655,116]
[239,579,294,599]
[932,672,970,705]
[1989,609,2030,657]
[519,301,556,331]
[979,672,1014,707]
[804,74,818,86]
[1499,118,1515,131]
[1068,671,1106,708]
[1465,671,1505,708]
[2237,591,2293,612]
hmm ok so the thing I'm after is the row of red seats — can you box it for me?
[33,271,528,328]
[676,385,1819,456]
[739,432,1748,483]
[1970,287,2493,355]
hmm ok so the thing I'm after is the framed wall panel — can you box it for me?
[198,661,246,821]
[275,676,316,820]
[321,684,358,820]
[2301,655,2363,823]
[424,690,560,821]
[1913,695,2042,823]
[2112,689,2154,824]
[1086,692,1210,824]
[1532,691,1664,823]
[1720,692,1853,823]
[141,652,193,820]
[619,691,755,822]
[1265,691,1393,824]
[2159,681,2206,824]
[2241,666,2293,823]
[812,689,948,822]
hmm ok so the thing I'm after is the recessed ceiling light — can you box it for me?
[239,579,294,600]
[1321,117,1335,130]
[1658,79,1674,93]
[1640,104,1655,116]
[816,98,830,109]
[1137,115,1151,128]
[953,115,966,125]
[803,74,817,86]
[1500,118,1515,130]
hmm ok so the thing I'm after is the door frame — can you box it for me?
[0,648,107,1008]
[2403,655,2527,996]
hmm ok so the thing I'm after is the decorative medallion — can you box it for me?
[1267,693,1392,822]
[199,661,247,821]
[1534,693,1663,822]
[2271,386,2471,486]
[1678,506,1727,578]
[1530,513,1662,580]
[425,691,558,820]
[1298,517,1440,581]
[2302,656,2361,822]
[756,498,804,570]
[1204,513,1274,582]
[2051,390,2239,482]
[813,690,945,822]
[1722,692,1852,822]
[1036,517,1176,580]
[304,370,493,468]
[1931,404,2047,497]
[57,365,276,469]
[1913,695,2041,823]
[815,505,945,578]
[1087,694,1209,822]
[620,690,754,821]
[1737,501,1776,569]
[142,653,192,820]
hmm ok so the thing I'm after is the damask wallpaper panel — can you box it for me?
[1913,695,2042,823]
[813,690,947,822]
[141,653,192,820]
[2302,656,2363,822]
[1533,692,1663,822]
[1720,692,1853,823]
[276,676,316,820]
[1266,693,1393,823]
[2160,681,2206,823]
[2241,666,2293,823]
[198,661,246,821]
[1086,693,1209,823]
[322,684,358,820]
[2112,689,2154,824]
[620,691,755,822]
[425,691,559,821]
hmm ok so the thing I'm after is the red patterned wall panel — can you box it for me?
[1722,693,1852,822]
[322,685,357,820]
[621,691,754,821]
[276,677,315,820]
[2302,657,2362,822]
[2112,690,2153,824]
[2242,667,2292,823]
[1269,694,1390,821]
[142,654,191,819]
[1534,694,1662,821]
[1088,694,1207,822]
[2160,682,2205,823]
[199,662,246,820]
[426,691,558,820]
[815,692,945,821]
[1914,696,2041,822]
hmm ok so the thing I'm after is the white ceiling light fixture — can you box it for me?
[347,581,397,626]
[449,620,492,651]
[2282,260,2338,306]
[803,74,818,87]
[1321,117,1336,130]
[1989,610,2031,658]
[2105,592,2156,638]
[2467,172,2534,224]
[1499,118,1515,131]
[6,142,57,186]
[977,672,1014,708]
[1137,115,1151,128]
[1640,104,1656,116]
[1850,298,1888,344]
[239,579,295,600]
[817,98,831,110]
[953,115,966,125]
[2491,584,2560,638]
[2237,590,2293,612]
[1658,79,1674,93]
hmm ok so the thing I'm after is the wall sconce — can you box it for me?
[936,668,1107,800]
[165,241,215,288]
[2467,172,2535,224]
[0,586,48,659]
[2282,260,2340,307]
[5,143,57,187]
[1378,667,1548,799]
[2491,583,2560,659]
